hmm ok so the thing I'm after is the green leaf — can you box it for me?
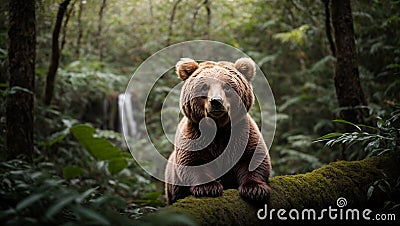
[367,186,374,200]
[70,124,122,160]
[46,195,77,219]
[0,208,17,218]
[107,158,128,175]
[48,133,67,147]
[314,133,343,141]
[71,206,110,225]
[8,86,34,95]
[273,24,310,45]
[75,187,98,203]
[16,193,45,211]
[62,166,84,179]
[278,96,303,112]
[389,204,400,211]
[121,152,133,158]
[332,119,362,131]
[143,191,162,200]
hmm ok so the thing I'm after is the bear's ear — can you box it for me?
[234,58,256,81]
[176,58,199,81]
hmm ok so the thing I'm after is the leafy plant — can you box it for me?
[314,110,400,157]
[0,159,134,226]
[42,123,131,175]
[315,108,400,211]
[367,175,400,211]
[0,120,173,225]
[273,24,310,45]
[70,124,131,175]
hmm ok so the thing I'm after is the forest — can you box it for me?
[0,0,399,225]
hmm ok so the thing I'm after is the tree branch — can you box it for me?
[162,156,399,225]
[60,0,77,54]
[204,0,211,39]
[190,0,206,35]
[75,0,84,58]
[44,0,71,106]
[166,0,182,46]
[321,0,336,57]
[98,0,107,62]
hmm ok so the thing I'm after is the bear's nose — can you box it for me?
[210,96,223,108]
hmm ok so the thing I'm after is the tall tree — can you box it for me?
[98,0,107,62]
[204,0,211,39]
[44,0,71,106]
[6,0,36,161]
[75,0,84,58]
[60,0,77,54]
[190,0,211,38]
[331,0,368,125]
[166,0,182,46]
[321,0,335,57]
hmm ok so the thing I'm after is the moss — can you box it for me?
[161,156,399,226]
[170,189,258,225]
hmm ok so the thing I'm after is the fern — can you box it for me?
[315,110,400,157]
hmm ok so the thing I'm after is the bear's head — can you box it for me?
[176,58,256,127]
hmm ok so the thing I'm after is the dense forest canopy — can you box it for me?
[0,0,399,225]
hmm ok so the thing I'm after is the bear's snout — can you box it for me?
[207,101,227,117]
[206,87,229,118]
[210,96,223,108]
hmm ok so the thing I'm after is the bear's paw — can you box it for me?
[238,180,271,203]
[190,181,224,197]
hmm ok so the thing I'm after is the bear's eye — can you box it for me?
[223,84,233,96]
[199,84,208,99]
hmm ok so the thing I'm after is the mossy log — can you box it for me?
[162,156,399,225]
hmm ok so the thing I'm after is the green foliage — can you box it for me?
[315,110,400,157]
[367,176,400,211]
[137,210,197,226]
[28,0,400,177]
[0,122,171,225]
[34,60,130,134]
[273,24,310,45]
[0,159,135,226]
[70,124,129,174]
[63,165,84,179]
[1,0,400,224]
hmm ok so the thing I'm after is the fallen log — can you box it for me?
[160,156,399,225]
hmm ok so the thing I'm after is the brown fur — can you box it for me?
[165,58,271,204]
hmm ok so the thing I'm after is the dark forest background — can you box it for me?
[0,0,399,225]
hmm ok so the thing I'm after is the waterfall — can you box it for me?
[118,93,138,139]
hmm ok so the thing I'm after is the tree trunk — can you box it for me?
[204,0,211,39]
[6,0,36,161]
[161,156,399,225]
[331,0,368,126]
[321,0,335,57]
[190,0,205,35]
[44,0,71,106]
[60,0,76,54]
[166,0,182,46]
[98,0,107,62]
[75,0,84,58]
[190,0,211,38]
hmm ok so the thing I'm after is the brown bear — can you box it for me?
[165,58,272,205]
